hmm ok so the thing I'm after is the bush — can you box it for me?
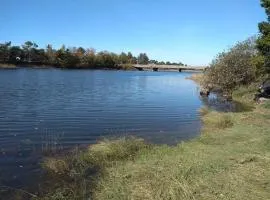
[204,37,259,94]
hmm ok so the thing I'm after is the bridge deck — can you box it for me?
[132,64,205,71]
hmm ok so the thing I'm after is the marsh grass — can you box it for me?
[0,63,17,68]
[186,73,204,84]
[202,111,234,130]
[37,137,150,200]
[199,106,210,116]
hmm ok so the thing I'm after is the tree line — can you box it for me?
[0,41,184,68]
[202,0,270,95]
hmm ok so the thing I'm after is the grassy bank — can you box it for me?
[32,84,270,200]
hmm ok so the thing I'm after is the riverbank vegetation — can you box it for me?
[0,42,184,69]
[0,63,17,69]
[201,0,270,96]
[201,37,266,96]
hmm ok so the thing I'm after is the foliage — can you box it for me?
[0,41,11,62]
[149,59,184,65]
[257,0,270,73]
[137,53,149,64]
[204,37,258,94]
[0,41,182,68]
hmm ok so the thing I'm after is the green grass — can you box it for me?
[91,104,270,200]
[233,83,259,105]
[33,88,270,200]
[262,100,270,109]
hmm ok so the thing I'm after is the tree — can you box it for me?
[46,44,55,64]
[0,40,174,69]
[76,47,86,57]
[205,37,258,94]
[0,41,11,62]
[55,49,80,67]
[9,46,23,62]
[119,52,129,64]
[22,41,38,62]
[33,49,47,63]
[178,62,184,66]
[257,0,270,73]
[82,48,96,67]
[138,53,149,64]
[149,60,158,64]
[96,51,116,68]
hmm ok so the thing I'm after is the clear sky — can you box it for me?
[0,0,267,65]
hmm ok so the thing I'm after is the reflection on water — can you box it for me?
[201,93,253,112]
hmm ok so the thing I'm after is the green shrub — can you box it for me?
[204,37,258,94]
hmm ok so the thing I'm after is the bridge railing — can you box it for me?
[132,64,206,70]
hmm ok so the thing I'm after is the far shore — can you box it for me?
[0,63,18,69]
[0,63,204,73]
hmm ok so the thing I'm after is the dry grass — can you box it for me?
[202,111,234,131]
[186,73,204,84]
[42,158,69,174]
[199,106,210,116]
[0,63,17,68]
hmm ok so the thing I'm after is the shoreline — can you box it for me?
[0,63,203,73]
[0,63,134,70]
[42,77,270,199]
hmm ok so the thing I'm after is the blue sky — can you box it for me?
[0,0,267,65]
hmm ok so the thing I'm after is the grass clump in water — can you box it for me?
[85,137,149,167]
[43,158,69,174]
[37,137,150,200]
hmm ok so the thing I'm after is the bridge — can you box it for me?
[132,64,206,72]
